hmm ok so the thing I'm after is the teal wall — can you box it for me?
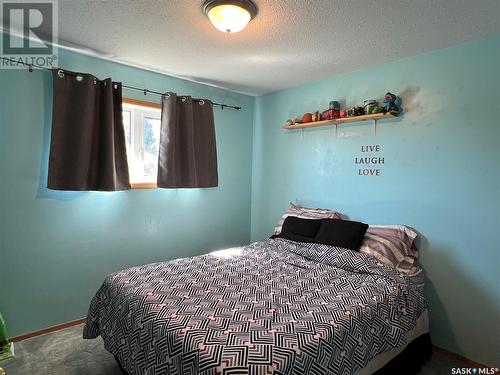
[251,36,500,365]
[0,48,255,337]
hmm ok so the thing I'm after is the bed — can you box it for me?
[83,237,430,374]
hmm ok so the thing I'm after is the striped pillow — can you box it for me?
[359,225,418,274]
[274,203,343,235]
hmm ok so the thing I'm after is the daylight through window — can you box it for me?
[122,99,161,188]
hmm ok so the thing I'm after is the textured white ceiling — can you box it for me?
[56,0,499,95]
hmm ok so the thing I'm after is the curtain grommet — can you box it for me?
[181,97,187,102]
[57,69,64,78]
[198,100,205,106]
[76,75,83,82]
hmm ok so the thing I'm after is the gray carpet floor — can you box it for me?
[1,324,471,375]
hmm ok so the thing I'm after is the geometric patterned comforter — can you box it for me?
[83,238,427,375]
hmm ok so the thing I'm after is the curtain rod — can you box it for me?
[8,59,242,111]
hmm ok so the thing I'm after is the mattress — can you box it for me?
[84,238,427,374]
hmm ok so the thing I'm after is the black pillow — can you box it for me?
[272,232,317,244]
[315,218,369,251]
[281,216,322,237]
[271,216,322,242]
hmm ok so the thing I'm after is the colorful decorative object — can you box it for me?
[321,101,341,120]
[321,109,332,120]
[350,106,364,116]
[363,100,378,115]
[301,113,313,123]
[329,101,340,110]
[383,92,400,115]
[340,110,347,118]
[285,117,301,125]
[312,111,321,122]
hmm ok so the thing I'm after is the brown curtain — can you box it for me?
[157,92,218,188]
[48,69,130,191]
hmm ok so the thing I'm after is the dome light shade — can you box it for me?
[203,0,258,33]
[207,5,250,33]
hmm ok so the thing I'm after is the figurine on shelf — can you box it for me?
[330,101,340,119]
[312,111,321,122]
[301,113,313,123]
[363,99,378,115]
[340,110,347,118]
[321,101,340,120]
[350,106,364,116]
[321,109,330,120]
[329,101,340,110]
[285,117,301,126]
[382,92,400,116]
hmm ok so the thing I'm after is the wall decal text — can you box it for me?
[355,144,384,176]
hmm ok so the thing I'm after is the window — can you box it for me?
[122,98,161,189]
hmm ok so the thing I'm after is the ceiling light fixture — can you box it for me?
[203,0,258,33]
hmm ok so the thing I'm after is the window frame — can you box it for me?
[122,97,162,190]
